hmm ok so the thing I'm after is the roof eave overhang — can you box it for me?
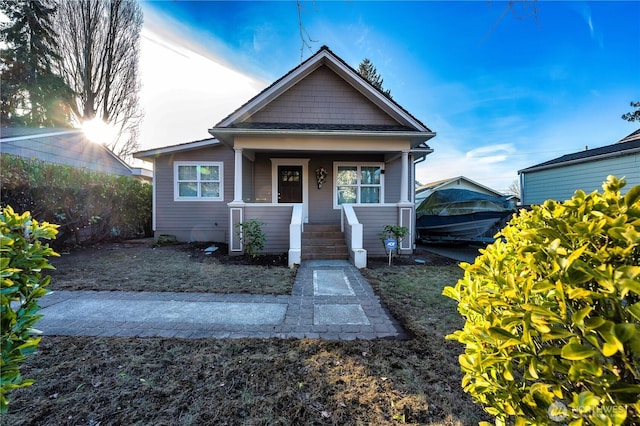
[133,139,221,159]
[209,127,436,149]
[518,147,640,174]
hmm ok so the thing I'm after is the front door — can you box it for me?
[278,166,303,203]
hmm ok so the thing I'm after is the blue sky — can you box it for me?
[138,1,640,193]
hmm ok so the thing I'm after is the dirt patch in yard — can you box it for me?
[47,240,295,295]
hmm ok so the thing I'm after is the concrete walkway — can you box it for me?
[37,260,406,340]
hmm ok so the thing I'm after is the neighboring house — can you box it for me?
[518,129,640,205]
[415,176,506,207]
[134,46,435,268]
[0,127,152,182]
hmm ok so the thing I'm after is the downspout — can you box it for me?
[519,172,525,206]
[411,149,433,249]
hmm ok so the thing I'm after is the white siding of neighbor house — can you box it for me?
[522,153,640,205]
[153,145,234,242]
[249,66,399,126]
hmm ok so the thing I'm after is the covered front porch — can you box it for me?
[225,142,424,268]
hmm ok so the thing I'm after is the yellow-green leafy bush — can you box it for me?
[444,176,640,425]
[1,206,58,413]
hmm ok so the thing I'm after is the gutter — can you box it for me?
[209,127,435,140]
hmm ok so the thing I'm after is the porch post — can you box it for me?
[229,148,245,254]
[400,150,410,203]
[233,148,243,202]
[398,150,413,254]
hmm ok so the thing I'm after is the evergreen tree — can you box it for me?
[0,0,71,127]
[621,101,640,123]
[357,58,392,99]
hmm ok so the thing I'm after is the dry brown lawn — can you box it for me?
[2,241,490,425]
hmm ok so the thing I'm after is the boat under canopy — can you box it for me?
[416,188,515,242]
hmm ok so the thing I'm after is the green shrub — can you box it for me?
[379,224,409,255]
[1,206,59,413]
[443,176,640,425]
[0,154,151,246]
[236,219,266,258]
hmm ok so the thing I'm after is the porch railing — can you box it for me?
[341,205,367,268]
[288,204,303,268]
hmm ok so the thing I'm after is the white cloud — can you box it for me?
[137,26,266,151]
[466,143,515,159]
[576,3,604,48]
[417,140,524,194]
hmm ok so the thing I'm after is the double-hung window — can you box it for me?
[174,161,223,201]
[335,163,383,206]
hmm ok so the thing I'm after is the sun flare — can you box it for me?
[82,118,118,145]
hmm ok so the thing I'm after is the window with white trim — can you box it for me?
[334,163,384,206]
[174,161,223,201]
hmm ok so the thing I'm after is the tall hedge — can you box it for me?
[1,154,151,247]
[444,176,640,425]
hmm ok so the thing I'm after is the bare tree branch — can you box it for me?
[296,0,317,62]
[53,0,143,160]
[482,0,539,43]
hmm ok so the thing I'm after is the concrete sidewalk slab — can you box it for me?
[36,260,407,340]
[313,270,354,296]
[314,304,370,325]
[42,299,287,325]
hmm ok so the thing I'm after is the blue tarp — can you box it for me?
[416,188,515,217]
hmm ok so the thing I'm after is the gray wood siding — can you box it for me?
[244,205,292,253]
[242,156,253,202]
[253,154,274,202]
[309,155,339,223]
[384,157,402,203]
[353,206,398,256]
[522,154,640,205]
[154,145,234,242]
[251,153,386,224]
[250,66,399,126]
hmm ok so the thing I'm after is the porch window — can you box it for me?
[335,163,383,206]
[174,161,223,201]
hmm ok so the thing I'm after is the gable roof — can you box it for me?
[519,129,640,174]
[210,46,434,148]
[0,127,132,176]
[618,128,640,143]
[416,176,505,198]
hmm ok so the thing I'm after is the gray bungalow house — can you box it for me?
[134,46,435,268]
[518,129,640,205]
